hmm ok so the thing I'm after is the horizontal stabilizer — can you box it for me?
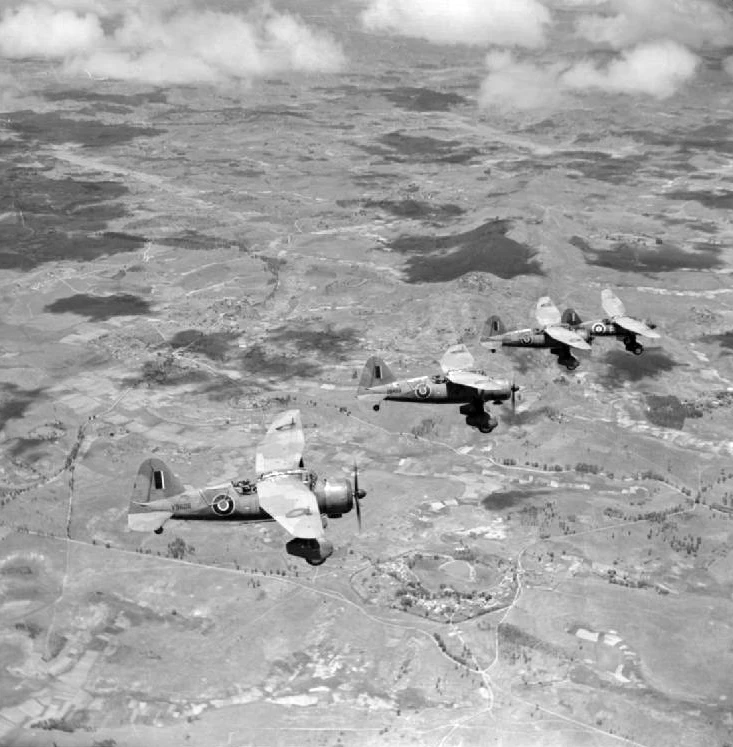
[128,510,172,533]
[357,390,386,404]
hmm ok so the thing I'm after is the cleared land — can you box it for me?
[2,8,733,747]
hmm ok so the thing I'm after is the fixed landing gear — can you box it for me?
[624,336,644,355]
[460,402,498,433]
[551,347,580,371]
[556,354,579,370]
[154,527,164,535]
[372,404,380,412]
[286,537,334,566]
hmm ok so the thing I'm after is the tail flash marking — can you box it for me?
[153,469,165,490]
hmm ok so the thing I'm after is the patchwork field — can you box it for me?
[2,1,733,746]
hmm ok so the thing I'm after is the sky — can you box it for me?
[0,0,732,107]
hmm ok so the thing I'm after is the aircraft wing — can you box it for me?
[615,315,661,338]
[545,325,592,350]
[257,473,324,540]
[536,297,562,327]
[601,288,626,318]
[440,344,475,373]
[446,370,508,391]
[255,409,304,474]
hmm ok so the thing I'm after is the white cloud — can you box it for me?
[361,0,552,48]
[479,41,699,112]
[0,4,103,58]
[561,40,700,98]
[575,0,733,50]
[0,2,346,83]
[479,50,565,111]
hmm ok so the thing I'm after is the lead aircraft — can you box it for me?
[127,410,365,566]
[357,343,518,433]
[566,289,660,355]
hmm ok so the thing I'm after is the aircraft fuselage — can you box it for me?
[137,469,354,524]
[488,327,591,349]
[364,374,511,405]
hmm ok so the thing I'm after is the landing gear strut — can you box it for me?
[460,401,497,433]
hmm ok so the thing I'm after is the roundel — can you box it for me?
[520,333,532,345]
[212,494,235,516]
[592,322,606,334]
[415,382,431,399]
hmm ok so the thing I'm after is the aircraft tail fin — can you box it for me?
[561,308,582,327]
[480,315,506,344]
[128,458,184,532]
[357,356,395,396]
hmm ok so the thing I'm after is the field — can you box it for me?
[2,1,733,746]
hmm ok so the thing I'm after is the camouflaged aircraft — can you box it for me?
[357,344,518,433]
[565,289,660,355]
[482,296,592,370]
[127,410,365,566]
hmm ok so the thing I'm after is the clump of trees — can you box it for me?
[166,537,195,560]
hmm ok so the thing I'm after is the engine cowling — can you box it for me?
[313,478,353,519]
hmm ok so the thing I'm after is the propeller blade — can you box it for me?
[353,461,366,531]
[355,487,362,530]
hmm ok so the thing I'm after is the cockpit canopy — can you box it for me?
[259,468,317,491]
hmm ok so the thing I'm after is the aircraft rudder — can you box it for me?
[561,308,582,326]
[129,458,184,508]
[357,355,395,394]
[481,315,506,342]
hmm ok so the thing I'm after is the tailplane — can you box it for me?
[128,458,185,532]
[357,356,395,395]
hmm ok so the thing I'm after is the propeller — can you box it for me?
[353,461,367,530]
[510,379,520,411]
